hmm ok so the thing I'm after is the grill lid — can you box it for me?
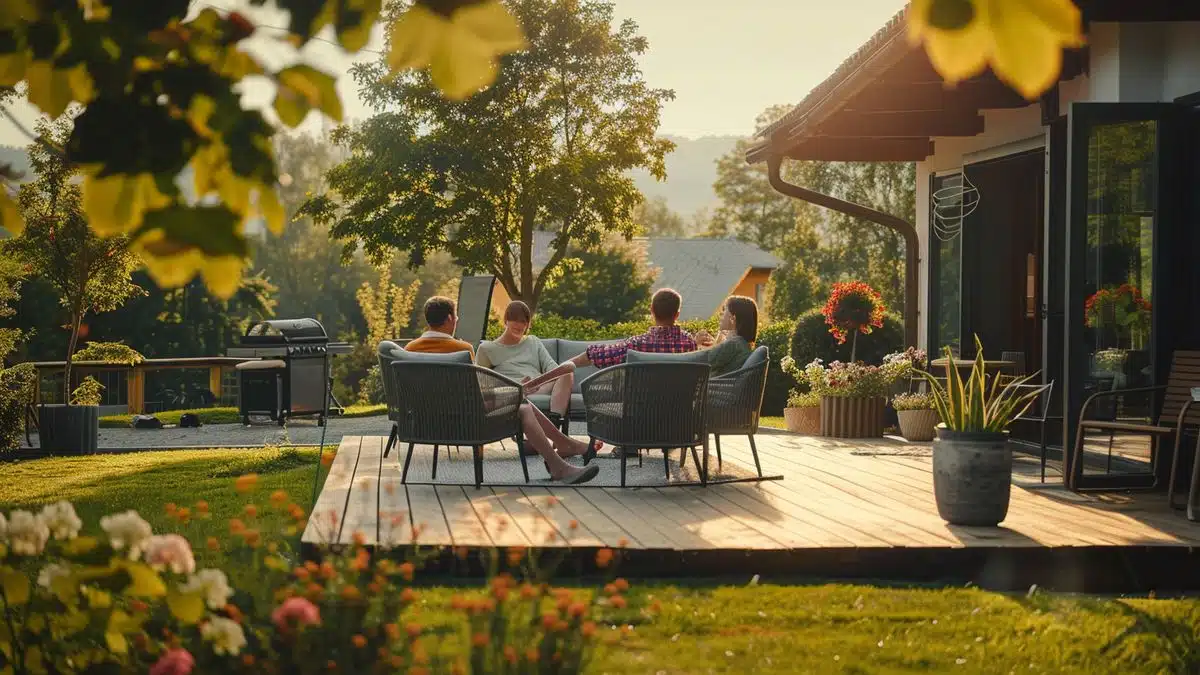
[242,318,328,344]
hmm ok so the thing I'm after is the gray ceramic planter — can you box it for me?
[931,427,1011,526]
[38,404,99,455]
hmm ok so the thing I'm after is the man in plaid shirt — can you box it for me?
[568,288,699,369]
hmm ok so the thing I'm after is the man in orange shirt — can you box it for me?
[405,296,476,357]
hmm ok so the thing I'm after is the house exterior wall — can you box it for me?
[730,268,773,318]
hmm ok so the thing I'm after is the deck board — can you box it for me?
[304,434,1200,560]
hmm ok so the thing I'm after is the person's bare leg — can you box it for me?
[528,404,598,457]
[519,406,592,480]
[549,372,573,416]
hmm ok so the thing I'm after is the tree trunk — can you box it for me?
[63,311,83,403]
[850,330,858,364]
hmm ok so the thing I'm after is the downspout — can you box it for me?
[767,154,920,349]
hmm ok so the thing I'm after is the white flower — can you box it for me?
[37,562,73,589]
[8,510,49,556]
[201,616,246,656]
[142,534,196,575]
[100,511,152,558]
[40,501,83,540]
[182,569,234,610]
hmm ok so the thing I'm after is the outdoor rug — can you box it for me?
[397,441,780,487]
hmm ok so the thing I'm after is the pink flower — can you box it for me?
[150,649,195,675]
[272,597,321,633]
[142,534,196,575]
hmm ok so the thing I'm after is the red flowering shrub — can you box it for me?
[1084,284,1151,329]
[821,282,886,344]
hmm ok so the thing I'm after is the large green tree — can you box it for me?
[3,115,143,398]
[303,0,674,311]
[634,195,688,238]
[538,235,657,324]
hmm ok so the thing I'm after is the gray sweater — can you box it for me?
[476,337,558,381]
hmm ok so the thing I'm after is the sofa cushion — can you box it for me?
[537,337,560,362]
[389,348,473,363]
[626,349,711,365]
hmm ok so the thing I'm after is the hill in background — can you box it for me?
[629,134,743,220]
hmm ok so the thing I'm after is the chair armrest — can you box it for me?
[1080,384,1165,420]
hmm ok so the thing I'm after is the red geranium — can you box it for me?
[822,281,886,344]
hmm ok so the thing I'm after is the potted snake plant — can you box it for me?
[917,336,1048,526]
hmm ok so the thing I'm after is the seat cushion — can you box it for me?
[526,393,553,411]
[391,349,473,363]
[236,359,285,370]
[558,338,624,393]
[538,337,560,362]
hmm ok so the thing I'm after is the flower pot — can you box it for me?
[932,427,1011,526]
[897,409,939,442]
[820,396,884,438]
[783,406,821,434]
[38,404,99,455]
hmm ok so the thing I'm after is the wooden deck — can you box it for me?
[302,432,1200,591]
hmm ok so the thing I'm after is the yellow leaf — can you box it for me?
[202,255,245,300]
[338,0,383,52]
[430,21,497,101]
[82,587,112,608]
[62,536,100,557]
[387,5,443,71]
[0,568,30,606]
[82,172,171,236]
[456,0,528,53]
[188,94,216,138]
[120,562,166,598]
[258,185,285,235]
[989,0,1082,99]
[216,48,263,79]
[50,574,77,603]
[0,50,29,87]
[274,65,342,126]
[104,630,127,655]
[217,172,253,217]
[0,189,23,236]
[166,589,206,625]
[25,60,74,118]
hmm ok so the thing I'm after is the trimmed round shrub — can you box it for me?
[789,308,904,374]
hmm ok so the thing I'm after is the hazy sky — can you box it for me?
[0,0,907,147]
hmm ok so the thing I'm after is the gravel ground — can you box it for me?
[20,414,392,451]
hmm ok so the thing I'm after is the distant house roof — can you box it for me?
[520,231,781,321]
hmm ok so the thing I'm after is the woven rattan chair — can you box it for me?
[579,362,710,487]
[704,346,769,476]
[384,360,527,488]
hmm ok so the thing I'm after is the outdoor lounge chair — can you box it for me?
[382,353,529,488]
[1069,350,1200,499]
[579,361,711,487]
[704,346,769,477]
[454,275,496,346]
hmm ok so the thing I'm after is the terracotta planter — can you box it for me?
[820,396,885,438]
[896,409,939,442]
[783,406,821,434]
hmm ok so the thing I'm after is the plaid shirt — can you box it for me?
[585,325,698,368]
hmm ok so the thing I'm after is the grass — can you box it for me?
[98,403,387,428]
[760,415,785,430]
[2,450,1199,673]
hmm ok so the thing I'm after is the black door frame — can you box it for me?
[1062,101,1187,489]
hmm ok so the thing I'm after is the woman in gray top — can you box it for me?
[695,295,757,376]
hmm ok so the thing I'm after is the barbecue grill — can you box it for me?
[234,318,342,426]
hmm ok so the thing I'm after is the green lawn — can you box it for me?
[760,415,785,430]
[2,450,1198,673]
[98,403,386,428]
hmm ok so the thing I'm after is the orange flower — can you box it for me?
[650,600,662,613]
[613,578,629,592]
[294,567,311,581]
[406,623,421,638]
[503,646,518,664]
[195,500,209,514]
[541,612,558,630]
[224,604,244,623]
[244,504,258,519]
[492,586,509,602]
[320,452,336,468]
[305,561,319,573]
[242,654,256,666]
[287,503,305,520]
[243,530,261,548]
[384,623,400,640]
[400,588,417,604]
[568,602,587,618]
[306,583,324,600]
[525,648,539,662]
[519,583,536,600]
[398,562,415,581]
[229,518,246,536]
[235,473,259,493]
[367,582,382,594]
[595,549,614,568]
[581,621,597,638]
[352,531,367,547]
[471,633,489,647]
[610,595,627,609]
[450,595,468,611]
[175,507,191,524]
[320,562,336,579]
[568,519,579,530]
[603,583,617,595]
[270,490,288,506]
[390,655,404,668]
[554,620,569,632]
[341,586,361,601]
[506,546,525,566]
[165,503,178,516]
[206,536,220,551]
[130,599,149,613]
[352,634,367,648]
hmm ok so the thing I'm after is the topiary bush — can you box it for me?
[757,319,796,416]
[71,341,145,365]
[790,308,905,373]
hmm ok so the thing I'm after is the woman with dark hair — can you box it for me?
[695,295,758,376]
[477,300,574,419]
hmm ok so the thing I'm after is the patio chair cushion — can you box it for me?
[537,338,560,362]
[556,338,624,393]
[389,349,473,363]
[626,349,711,365]
[378,340,406,362]
[236,359,286,370]
[741,345,768,370]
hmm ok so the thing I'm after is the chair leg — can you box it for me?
[1038,422,1047,484]
[1166,432,1185,510]
[401,442,416,484]
[748,434,762,478]
[1069,424,1086,490]
[678,445,688,471]
[620,449,627,488]
[689,446,701,474]
[473,445,484,489]
[1187,437,1200,521]
[638,449,643,467]
[714,434,723,471]
[662,448,671,479]
[431,444,440,480]
[515,434,530,484]
[700,437,710,487]
[384,424,398,458]
[1106,431,1115,473]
